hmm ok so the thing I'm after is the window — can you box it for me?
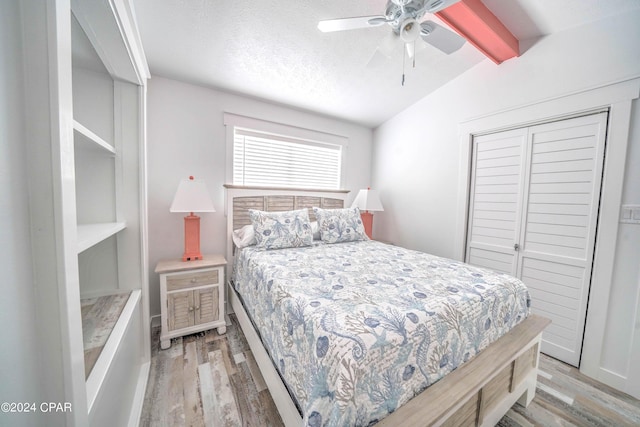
[233,128,342,189]
[225,113,347,190]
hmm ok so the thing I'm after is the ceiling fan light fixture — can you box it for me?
[400,18,420,43]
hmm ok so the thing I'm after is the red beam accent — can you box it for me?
[436,0,519,64]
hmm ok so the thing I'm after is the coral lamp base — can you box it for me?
[182,213,203,261]
[361,211,374,239]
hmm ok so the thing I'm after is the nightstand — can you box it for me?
[155,254,227,349]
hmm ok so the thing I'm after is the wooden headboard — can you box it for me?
[231,195,344,230]
[224,185,349,266]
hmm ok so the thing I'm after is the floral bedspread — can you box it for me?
[232,240,530,426]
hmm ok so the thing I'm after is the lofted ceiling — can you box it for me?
[132,0,640,128]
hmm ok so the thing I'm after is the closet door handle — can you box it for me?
[514,243,520,252]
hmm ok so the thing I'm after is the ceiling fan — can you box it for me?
[318,0,465,68]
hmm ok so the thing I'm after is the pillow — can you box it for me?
[249,209,313,249]
[313,207,369,244]
[232,224,256,249]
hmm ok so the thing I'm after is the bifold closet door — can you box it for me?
[516,113,607,366]
[466,128,528,276]
[466,112,607,367]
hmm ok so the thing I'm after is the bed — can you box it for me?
[224,186,550,426]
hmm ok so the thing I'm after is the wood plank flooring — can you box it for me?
[80,291,131,378]
[141,315,640,426]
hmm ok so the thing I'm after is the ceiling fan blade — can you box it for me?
[366,49,389,68]
[318,16,386,32]
[378,32,400,57]
[420,20,465,54]
[366,33,399,68]
[424,0,461,13]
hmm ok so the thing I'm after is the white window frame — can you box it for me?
[224,113,348,190]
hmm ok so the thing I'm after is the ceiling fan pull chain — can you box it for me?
[413,42,416,68]
[402,45,406,86]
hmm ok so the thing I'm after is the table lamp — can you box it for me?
[170,176,215,261]
[351,187,384,239]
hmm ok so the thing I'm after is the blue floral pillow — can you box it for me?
[248,209,313,249]
[313,207,369,243]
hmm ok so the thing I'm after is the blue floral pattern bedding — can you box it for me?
[313,207,368,243]
[249,208,314,249]
[232,240,530,426]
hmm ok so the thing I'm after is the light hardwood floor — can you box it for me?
[141,315,640,426]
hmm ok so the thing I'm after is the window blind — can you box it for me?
[233,127,342,190]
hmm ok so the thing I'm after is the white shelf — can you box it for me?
[86,289,141,412]
[77,222,126,253]
[74,120,115,154]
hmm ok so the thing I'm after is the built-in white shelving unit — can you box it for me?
[68,2,151,423]
[77,222,126,253]
[85,289,142,412]
[21,0,150,424]
[18,0,152,425]
[73,120,116,154]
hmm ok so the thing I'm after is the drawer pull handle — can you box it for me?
[190,278,197,283]
[189,307,194,312]
[195,306,200,311]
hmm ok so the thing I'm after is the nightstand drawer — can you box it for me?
[167,269,219,291]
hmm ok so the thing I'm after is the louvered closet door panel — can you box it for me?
[517,113,607,366]
[466,129,528,275]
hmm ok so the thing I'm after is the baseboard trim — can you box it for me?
[596,366,627,391]
[150,314,161,329]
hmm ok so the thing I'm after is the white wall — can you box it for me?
[372,11,640,395]
[147,76,374,317]
[0,1,43,425]
[604,100,640,376]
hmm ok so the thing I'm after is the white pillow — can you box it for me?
[232,224,256,249]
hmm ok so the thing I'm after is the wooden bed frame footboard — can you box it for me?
[224,186,551,426]
[380,314,550,427]
[231,284,549,427]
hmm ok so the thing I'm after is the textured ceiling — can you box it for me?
[132,0,640,128]
[484,0,640,40]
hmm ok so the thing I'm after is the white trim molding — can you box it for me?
[627,270,640,398]
[455,77,640,396]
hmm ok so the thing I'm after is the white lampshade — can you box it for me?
[351,188,384,212]
[170,177,216,213]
